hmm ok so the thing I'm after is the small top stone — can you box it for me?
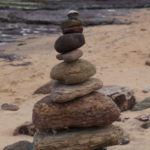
[67,10,79,20]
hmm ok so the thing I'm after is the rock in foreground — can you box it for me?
[33,92,120,130]
[50,59,96,85]
[50,78,103,103]
[34,125,123,150]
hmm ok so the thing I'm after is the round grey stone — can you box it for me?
[50,59,96,84]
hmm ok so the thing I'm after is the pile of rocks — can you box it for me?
[32,11,123,150]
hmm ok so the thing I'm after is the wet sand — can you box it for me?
[0,9,150,150]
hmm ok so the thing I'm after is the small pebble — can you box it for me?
[1,103,19,111]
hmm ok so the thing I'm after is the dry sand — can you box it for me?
[0,9,150,150]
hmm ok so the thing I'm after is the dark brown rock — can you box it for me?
[56,49,83,62]
[50,78,103,103]
[50,59,96,85]
[145,60,150,66]
[1,103,19,111]
[54,33,85,53]
[98,85,136,111]
[13,122,35,136]
[32,92,120,130]
[33,125,123,150]
[62,26,83,34]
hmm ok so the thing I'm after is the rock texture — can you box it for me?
[56,49,83,62]
[50,78,103,103]
[33,81,52,94]
[1,103,19,111]
[54,33,85,53]
[33,92,120,130]
[62,26,83,34]
[33,125,123,150]
[3,141,33,150]
[13,122,35,136]
[99,85,136,111]
[50,59,96,85]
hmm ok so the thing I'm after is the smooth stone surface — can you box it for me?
[61,19,83,29]
[56,49,83,62]
[50,78,103,103]
[62,26,83,34]
[33,92,120,130]
[3,141,33,150]
[34,125,123,150]
[132,97,150,111]
[50,59,96,85]
[99,85,136,111]
[54,33,85,53]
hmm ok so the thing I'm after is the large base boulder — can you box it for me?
[33,125,123,150]
[50,59,96,85]
[33,92,120,130]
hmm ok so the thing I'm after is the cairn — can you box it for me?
[33,10,123,150]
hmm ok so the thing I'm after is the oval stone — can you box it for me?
[54,33,85,53]
[50,59,96,84]
[56,49,83,62]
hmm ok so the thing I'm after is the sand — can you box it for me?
[0,8,150,150]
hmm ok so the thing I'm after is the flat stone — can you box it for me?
[33,92,120,130]
[3,141,33,150]
[54,33,85,53]
[98,85,136,111]
[33,81,52,94]
[33,125,123,150]
[132,97,150,111]
[62,26,83,34]
[61,19,83,29]
[50,59,96,85]
[56,49,83,62]
[50,78,103,103]
[1,103,19,111]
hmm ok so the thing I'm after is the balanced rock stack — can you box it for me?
[33,11,124,150]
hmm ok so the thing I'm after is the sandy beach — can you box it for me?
[0,8,150,150]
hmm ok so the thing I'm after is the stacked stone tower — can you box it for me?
[33,11,123,150]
